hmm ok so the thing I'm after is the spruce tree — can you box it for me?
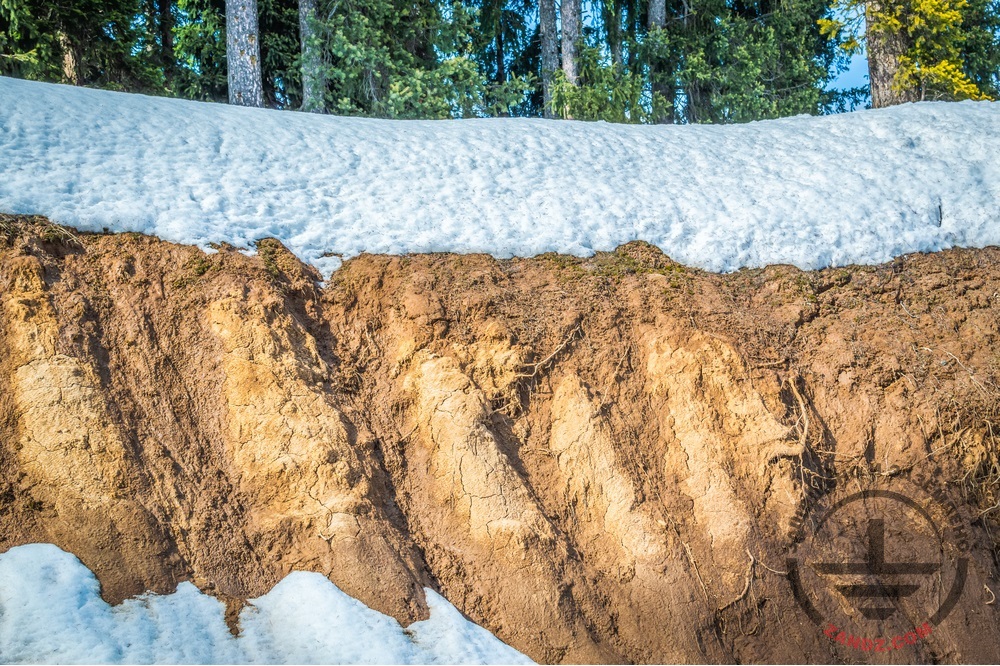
[225,0,264,105]
[539,0,559,116]
[561,0,581,84]
[298,0,324,111]
[2,0,997,119]
[0,0,164,90]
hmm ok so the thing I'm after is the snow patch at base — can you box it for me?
[0,544,532,664]
[1,76,999,277]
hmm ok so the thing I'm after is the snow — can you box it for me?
[0,544,532,665]
[1,76,999,278]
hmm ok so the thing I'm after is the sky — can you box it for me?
[831,51,870,91]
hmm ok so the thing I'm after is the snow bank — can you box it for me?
[0,544,531,664]
[1,76,998,277]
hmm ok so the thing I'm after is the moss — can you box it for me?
[186,255,213,277]
[257,240,283,279]
[591,243,689,279]
[538,252,584,271]
[171,254,217,288]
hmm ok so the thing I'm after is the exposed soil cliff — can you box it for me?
[1,215,999,663]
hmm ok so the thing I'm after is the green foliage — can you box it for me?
[822,0,998,101]
[260,0,303,107]
[961,0,1000,96]
[551,0,838,125]
[302,0,445,115]
[868,0,988,99]
[0,0,164,90]
[1,0,997,120]
[385,56,535,118]
[174,0,227,101]
[288,0,532,116]
[671,0,836,123]
[550,45,648,122]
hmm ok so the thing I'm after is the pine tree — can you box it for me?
[0,0,164,90]
[225,0,264,105]
[298,0,323,111]
[152,0,178,86]
[820,0,994,104]
[3,0,996,121]
[647,0,671,123]
[539,0,558,116]
[174,0,229,101]
[959,0,1000,97]
[866,0,918,105]
[561,0,581,84]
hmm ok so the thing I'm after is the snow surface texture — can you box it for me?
[0,544,532,665]
[1,76,999,279]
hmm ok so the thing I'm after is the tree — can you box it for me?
[820,0,995,105]
[551,44,649,121]
[959,0,1000,97]
[0,0,164,90]
[257,0,302,107]
[298,0,324,111]
[551,0,838,123]
[866,0,918,105]
[539,0,558,115]
[890,0,991,100]
[3,0,996,121]
[561,0,581,84]
[150,0,178,86]
[647,0,672,122]
[225,0,264,105]
[470,0,534,114]
[174,0,229,101]
[675,0,838,122]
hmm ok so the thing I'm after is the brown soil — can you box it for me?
[1,215,999,663]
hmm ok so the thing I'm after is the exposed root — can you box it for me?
[754,553,788,577]
[681,539,711,603]
[717,550,756,613]
[787,377,809,451]
[515,322,582,379]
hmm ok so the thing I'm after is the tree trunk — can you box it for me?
[648,0,672,123]
[495,31,505,84]
[607,0,622,69]
[625,0,637,69]
[648,0,665,33]
[561,0,581,84]
[299,0,325,112]
[226,0,264,107]
[866,0,918,107]
[159,0,176,86]
[57,30,80,85]
[539,0,558,118]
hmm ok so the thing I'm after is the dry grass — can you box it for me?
[0,213,82,247]
[953,414,1000,515]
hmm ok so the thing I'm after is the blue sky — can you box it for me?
[831,51,870,90]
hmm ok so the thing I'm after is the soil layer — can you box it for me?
[1,216,999,663]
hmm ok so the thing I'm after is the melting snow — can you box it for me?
[0,76,998,278]
[0,544,532,664]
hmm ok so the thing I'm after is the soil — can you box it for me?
[1,215,999,663]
